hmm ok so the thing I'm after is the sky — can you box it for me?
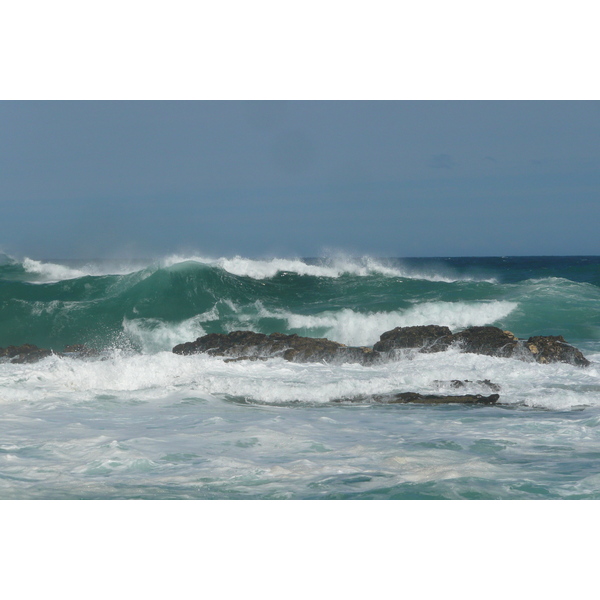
[1,100,599,259]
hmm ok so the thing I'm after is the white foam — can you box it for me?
[22,257,147,283]
[23,258,89,282]
[1,343,597,411]
[122,316,208,353]
[256,301,519,346]
[18,254,498,284]
[161,254,495,282]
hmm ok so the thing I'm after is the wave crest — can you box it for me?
[161,254,495,282]
[255,301,518,346]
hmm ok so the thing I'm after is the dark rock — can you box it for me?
[388,392,499,405]
[525,335,590,367]
[374,324,591,366]
[450,326,519,358]
[173,325,590,369]
[373,325,453,353]
[173,331,381,365]
[1,343,102,363]
[332,391,500,405]
[1,344,54,364]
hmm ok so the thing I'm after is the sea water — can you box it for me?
[1,254,599,499]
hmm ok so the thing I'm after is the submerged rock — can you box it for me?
[388,392,499,405]
[332,391,500,405]
[173,331,381,365]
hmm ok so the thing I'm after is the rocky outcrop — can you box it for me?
[373,325,519,357]
[451,326,520,358]
[525,335,590,367]
[373,325,452,353]
[0,343,99,364]
[0,344,54,364]
[172,326,590,367]
[372,325,589,367]
[173,331,380,365]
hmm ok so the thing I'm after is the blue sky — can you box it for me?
[2,101,599,258]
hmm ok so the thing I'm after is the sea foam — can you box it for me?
[256,301,518,346]
[161,254,495,282]
[22,257,146,283]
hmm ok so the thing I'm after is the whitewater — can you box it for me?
[1,254,600,499]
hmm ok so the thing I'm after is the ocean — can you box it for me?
[1,253,600,500]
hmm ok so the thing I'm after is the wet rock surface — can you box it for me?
[373,325,589,366]
[1,343,99,364]
[172,326,590,368]
[450,326,519,358]
[332,392,500,405]
[387,392,500,405]
[1,344,54,364]
[373,325,452,353]
[525,335,590,367]
[173,331,380,364]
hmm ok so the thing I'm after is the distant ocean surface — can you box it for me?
[1,253,600,499]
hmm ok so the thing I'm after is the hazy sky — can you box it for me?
[1,101,599,258]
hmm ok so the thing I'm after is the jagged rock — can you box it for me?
[1,344,54,364]
[450,326,520,358]
[374,325,589,366]
[526,335,590,367]
[373,325,520,357]
[173,331,381,365]
[1,343,101,363]
[373,325,452,353]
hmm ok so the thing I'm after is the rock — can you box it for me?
[332,391,500,405]
[450,326,519,358]
[172,326,590,368]
[388,392,500,405]
[173,331,381,365]
[372,325,522,358]
[374,325,589,366]
[1,343,101,363]
[526,335,590,367]
[1,344,54,364]
[373,325,453,353]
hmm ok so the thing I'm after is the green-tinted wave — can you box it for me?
[1,256,599,351]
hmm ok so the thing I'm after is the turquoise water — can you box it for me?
[1,254,599,499]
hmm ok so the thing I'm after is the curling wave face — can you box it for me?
[1,254,599,352]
